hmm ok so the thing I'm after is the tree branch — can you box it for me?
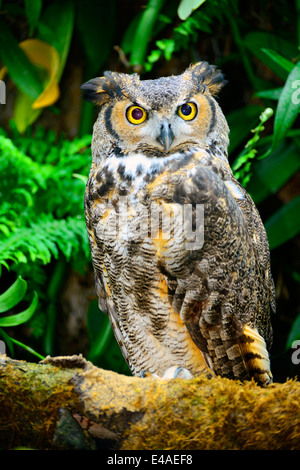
[0,354,299,450]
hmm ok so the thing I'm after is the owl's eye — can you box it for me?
[177,102,197,121]
[126,105,147,125]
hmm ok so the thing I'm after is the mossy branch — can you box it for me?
[0,354,299,450]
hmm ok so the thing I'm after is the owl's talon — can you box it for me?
[174,366,184,378]
[162,366,193,379]
[205,372,214,380]
[140,370,152,378]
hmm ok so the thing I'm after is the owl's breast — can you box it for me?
[85,151,213,376]
[86,146,234,288]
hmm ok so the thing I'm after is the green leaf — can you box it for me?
[177,0,206,20]
[0,327,44,360]
[156,38,175,60]
[0,214,89,267]
[0,276,27,313]
[265,194,300,250]
[129,0,167,68]
[24,0,42,36]
[272,61,300,150]
[37,0,75,79]
[13,91,42,134]
[232,107,274,186]
[255,87,283,100]
[261,48,294,74]
[243,32,297,80]
[227,105,263,153]
[0,18,43,98]
[9,335,44,360]
[0,292,38,327]
[87,301,113,362]
[147,49,162,65]
[121,12,143,55]
[247,142,300,204]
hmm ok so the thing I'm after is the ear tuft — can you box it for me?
[81,77,110,106]
[81,71,140,106]
[186,61,227,96]
[80,71,124,106]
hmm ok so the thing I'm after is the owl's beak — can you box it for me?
[157,120,174,152]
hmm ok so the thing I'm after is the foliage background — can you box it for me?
[0,0,299,382]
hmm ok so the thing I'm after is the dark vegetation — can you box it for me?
[0,0,299,383]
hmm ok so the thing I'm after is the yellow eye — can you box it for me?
[126,105,147,125]
[177,102,197,121]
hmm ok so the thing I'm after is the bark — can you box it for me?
[0,354,299,450]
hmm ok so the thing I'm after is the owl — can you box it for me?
[81,61,275,386]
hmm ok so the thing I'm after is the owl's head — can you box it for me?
[81,62,229,157]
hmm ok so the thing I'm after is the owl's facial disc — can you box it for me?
[109,91,214,156]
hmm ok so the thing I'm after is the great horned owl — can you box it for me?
[81,62,275,386]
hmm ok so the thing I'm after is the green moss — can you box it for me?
[122,376,300,450]
[0,361,82,449]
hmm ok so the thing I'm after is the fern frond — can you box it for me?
[0,135,55,192]
[0,215,89,267]
[0,129,91,270]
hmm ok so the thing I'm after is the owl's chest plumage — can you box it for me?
[85,147,226,376]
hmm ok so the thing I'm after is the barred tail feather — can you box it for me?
[196,321,272,386]
[238,324,273,386]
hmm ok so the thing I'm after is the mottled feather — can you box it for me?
[82,62,275,385]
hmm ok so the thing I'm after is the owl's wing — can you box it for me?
[164,165,274,385]
[84,179,132,365]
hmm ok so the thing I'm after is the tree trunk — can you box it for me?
[0,354,299,450]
